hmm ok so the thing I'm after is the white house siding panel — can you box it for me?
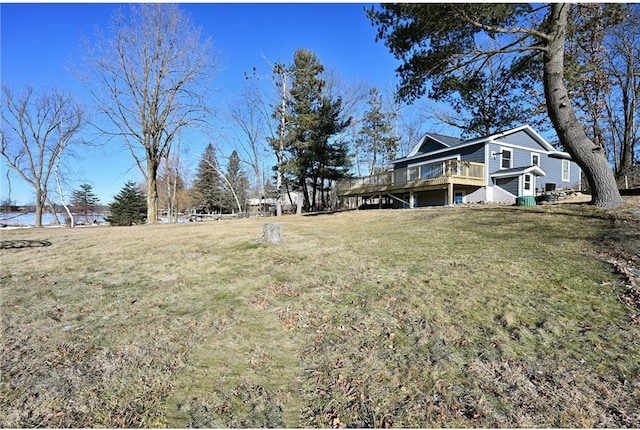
[465,187,487,203]
[491,185,517,204]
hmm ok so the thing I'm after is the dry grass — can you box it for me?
[1,198,639,427]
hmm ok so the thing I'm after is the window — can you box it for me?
[562,160,570,182]
[531,153,540,167]
[501,148,512,169]
[524,174,532,191]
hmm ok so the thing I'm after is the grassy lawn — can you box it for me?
[1,199,639,427]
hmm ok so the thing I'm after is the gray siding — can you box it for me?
[392,126,583,194]
[488,142,536,172]
[417,138,448,154]
[495,130,546,151]
[538,157,580,190]
[393,142,484,169]
[457,143,485,163]
[495,177,519,196]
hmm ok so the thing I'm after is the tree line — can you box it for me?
[2,3,638,227]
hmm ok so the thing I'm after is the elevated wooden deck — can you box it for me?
[336,160,485,197]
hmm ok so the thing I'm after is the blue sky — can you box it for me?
[1,2,417,205]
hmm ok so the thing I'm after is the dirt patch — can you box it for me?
[1,239,52,249]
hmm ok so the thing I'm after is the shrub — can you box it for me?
[105,181,147,226]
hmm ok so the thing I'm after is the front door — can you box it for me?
[521,173,535,196]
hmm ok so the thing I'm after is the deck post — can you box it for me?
[447,181,454,206]
[409,190,415,208]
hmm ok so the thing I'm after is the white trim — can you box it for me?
[489,125,557,152]
[484,144,491,185]
[406,135,428,158]
[531,152,541,167]
[562,159,570,182]
[490,140,555,155]
[549,151,572,159]
[490,165,547,178]
[521,173,535,196]
[406,133,452,158]
[500,147,513,169]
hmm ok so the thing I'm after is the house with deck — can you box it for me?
[336,125,582,208]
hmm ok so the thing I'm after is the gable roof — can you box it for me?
[405,132,463,158]
[430,133,464,147]
[398,125,573,163]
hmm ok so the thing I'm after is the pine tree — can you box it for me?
[106,181,147,226]
[71,183,100,223]
[192,143,223,213]
[222,150,249,213]
[281,49,351,211]
[356,87,399,176]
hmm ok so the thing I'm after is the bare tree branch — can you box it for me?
[77,4,217,222]
[1,85,85,226]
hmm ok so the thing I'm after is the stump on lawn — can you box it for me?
[262,222,283,244]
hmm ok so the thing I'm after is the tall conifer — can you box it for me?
[192,143,223,213]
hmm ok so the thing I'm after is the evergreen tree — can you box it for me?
[71,183,101,223]
[282,49,351,211]
[356,87,399,176]
[222,150,249,213]
[192,143,223,213]
[106,180,147,226]
[310,95,352,210]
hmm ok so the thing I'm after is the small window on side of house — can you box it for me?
[524,174,532,190]
[501,149,512,169]
[532,153,540,167]
[562,159,570,182]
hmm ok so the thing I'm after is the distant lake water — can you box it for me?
[0,212,106,227]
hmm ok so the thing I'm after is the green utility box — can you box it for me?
[516,196,537,206]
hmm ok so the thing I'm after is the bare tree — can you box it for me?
[158,139,189,223]
[228,80,271,201]
[78,4,217,223]
[270,63,293,217]
[604,6,640,177]
[1,85,85,227]
[54,155,75,228]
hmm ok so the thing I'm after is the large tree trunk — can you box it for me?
[34,187,44,228]
[543,4,624,208]
[146,158,159,223]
